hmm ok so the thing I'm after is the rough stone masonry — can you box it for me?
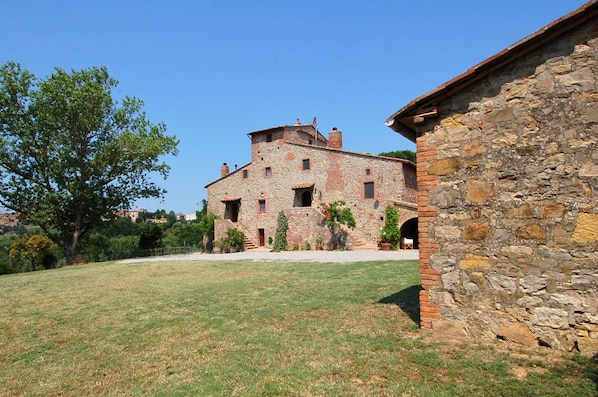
[386,3,598,355]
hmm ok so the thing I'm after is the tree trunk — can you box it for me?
[64,231,80,265]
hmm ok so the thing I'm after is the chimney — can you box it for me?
[221,162,230,178]
[328,127,342,149]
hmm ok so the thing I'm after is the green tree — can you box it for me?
[378,150,416,163]
[380,205,401,250]
[138,222,163,250]
[163,222,201,248]
[0,62,179,264]
[320,200,356,250]
[272,211,288,251]
[9,233,58,271]
[83,232,110,262]
[197,201,218,252]
[108,235,139,260]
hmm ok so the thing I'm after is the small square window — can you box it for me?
[366,168,371,176]
[364,182,375,199]
[242,169,248,179]
[259,199,266,212]
[303,159,310,170]
[265,167,272,176]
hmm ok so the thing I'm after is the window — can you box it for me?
[301,191,312,207]
[366,168,371,176]
[265,167,272,176]
[266,133,272,142]
[259,199,266,212]
[242,169,248,179]
[364,182,375,199]
[303,159,310,170]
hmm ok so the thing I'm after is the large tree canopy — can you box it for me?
[0,62,179,264]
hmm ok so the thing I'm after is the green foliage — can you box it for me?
[138,222,163,250]
[226,227,244,248]
[0,61,179,264]
[162,222,201,248]
[320,200,356,230]
[381,206,401,250]
[2,208,206,268]
[272,211,288,251]
[315,235,324,245]
[108,235,140,260]
[378,149,416,163]
[319,200,356,250]
[216,227,245,253]
[83,232,110,262]
[9,233,59,271]
[198,211,218,252]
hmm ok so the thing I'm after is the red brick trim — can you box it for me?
[417,135,441,328]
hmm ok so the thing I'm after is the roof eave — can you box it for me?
[385,0,598,142]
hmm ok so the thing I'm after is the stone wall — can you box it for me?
[417,21,597,353]
[207,126,417,248]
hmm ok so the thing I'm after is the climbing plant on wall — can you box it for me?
[319,200,356,250]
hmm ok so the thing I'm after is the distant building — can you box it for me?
[147,217,168,224]
[205,123,418,249]
[183,212,197,222]
[0,212,19,227]
[115,208,146,223]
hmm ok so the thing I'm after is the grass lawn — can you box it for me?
[0,259,595,396]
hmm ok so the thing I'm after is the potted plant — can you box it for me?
[315,235,324,250]
[224,227,244,253]
[379,230,392,251]
[380,206,401,250]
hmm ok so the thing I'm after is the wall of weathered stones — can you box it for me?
[417,21,597,353]
[207,126,417,248]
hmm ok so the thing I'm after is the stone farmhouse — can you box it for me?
[205,122,417,249]
[385,1,597,354]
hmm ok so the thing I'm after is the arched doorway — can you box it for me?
[400,217,418,249]
[223,199,241,222]
[301,191,312,207]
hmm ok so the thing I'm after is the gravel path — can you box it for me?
[120,249,419,264]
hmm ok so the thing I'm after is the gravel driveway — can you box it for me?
[120,249,419,264]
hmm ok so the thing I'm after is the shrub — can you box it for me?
[109,235,140,260]
[9,234,59,272]
[225,228,244,251]
[273,211,288,251]
[381,206,401,250]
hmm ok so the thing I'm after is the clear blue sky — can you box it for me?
[1,0,586,213]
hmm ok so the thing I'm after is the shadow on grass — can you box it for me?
[378,284,422,326]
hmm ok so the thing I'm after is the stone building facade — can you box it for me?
[205,123,417,249]
[385,2,597,354]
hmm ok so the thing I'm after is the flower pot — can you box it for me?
[380,242,391,251]
[315,245,323,251]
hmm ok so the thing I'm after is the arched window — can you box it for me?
[301,191,312,207]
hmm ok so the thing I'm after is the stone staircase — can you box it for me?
[352,237,380,250]
[243,234,258,250]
